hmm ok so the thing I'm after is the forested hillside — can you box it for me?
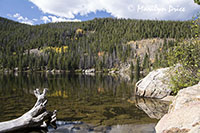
[0,17,193,72]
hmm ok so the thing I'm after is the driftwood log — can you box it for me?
[0,88,57,132]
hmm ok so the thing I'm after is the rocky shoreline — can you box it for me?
[135,66,200,133]
[1,63,132,81]
[156,83,200,133]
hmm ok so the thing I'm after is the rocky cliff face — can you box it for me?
[155,83,200,133]
[128,38,174,63]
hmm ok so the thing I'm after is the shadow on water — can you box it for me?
[0,72,168,132]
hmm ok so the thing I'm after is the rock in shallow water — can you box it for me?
[48,121,156,133]
[135,67,172,99]
[109,123,156,133]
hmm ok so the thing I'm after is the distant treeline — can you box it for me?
[0,17,193,72]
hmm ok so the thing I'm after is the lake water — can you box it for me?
[0,73,162,133]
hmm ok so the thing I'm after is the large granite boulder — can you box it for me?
[155,83,200,133]
[135,67,172,99]
[168,83,200,113]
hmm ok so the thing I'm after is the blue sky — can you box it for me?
[0,0,200,25]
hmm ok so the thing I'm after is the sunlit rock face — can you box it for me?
[135,64,184,99]
[168,84,200,113]
[135,67,171,99]
[135,97,169,119]
[155,84,200,133]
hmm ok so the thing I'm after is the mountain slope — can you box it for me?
[0,17,193,71]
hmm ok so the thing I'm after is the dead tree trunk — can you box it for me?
[0,88,57,132]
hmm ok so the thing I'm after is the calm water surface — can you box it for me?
[0,73,158,132]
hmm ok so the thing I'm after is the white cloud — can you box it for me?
[48,16,81,22]
[21,19,34,25]
[13,13,20,18]
[33,18,38,21]
[29,0,200,20]
[9,13,34,25]
[17,16,24,20]
[41,16,51,23]
[41,15,81,23]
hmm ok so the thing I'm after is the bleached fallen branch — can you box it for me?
[0,88,57,132]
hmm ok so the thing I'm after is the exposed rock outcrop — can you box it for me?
[168,83,200,113]
[84,68,95,73]
[155,83,200,133]
[118,63,131,81]
[135,67,172,99]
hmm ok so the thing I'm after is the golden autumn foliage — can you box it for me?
[98,51,104,57]
[49,90,68,98]
[76,28,84,34]
[127,40,135,45]
[127,99,135,104]
[98,87,105,93]
[41,46,68,53]
[138,44,142,49]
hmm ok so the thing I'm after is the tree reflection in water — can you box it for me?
[0,73,158,131]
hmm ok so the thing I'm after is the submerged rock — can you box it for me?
[109,123,156,133]
[135,67,171,99]
[48,121,156,133]
[155,84,200,133]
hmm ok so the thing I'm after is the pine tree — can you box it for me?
[154,53,159,69]
[130,62,134,72]
[134,57,140,82]
[142,53,148,70]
